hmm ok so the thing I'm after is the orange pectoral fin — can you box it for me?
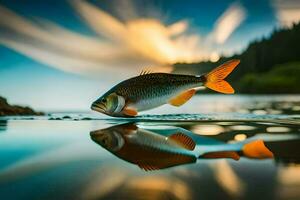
[168,89,196,107]
[122,107,138,117]
[122,124,138,132]
[169,132,196,150]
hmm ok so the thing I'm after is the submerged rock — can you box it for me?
[0,96,44,116]
[82,117,92,120]
[62,115,71,119]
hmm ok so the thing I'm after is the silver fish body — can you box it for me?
[92,60,240,117]
[92,73,204,115]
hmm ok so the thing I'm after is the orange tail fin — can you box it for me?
[204,59,240,94]
[242,140,274,159]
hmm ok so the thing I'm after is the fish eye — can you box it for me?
[102,98,107,103]
[102,138,107,145]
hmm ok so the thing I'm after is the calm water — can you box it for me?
[0,95,300,200]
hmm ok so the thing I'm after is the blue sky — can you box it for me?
[0,0,297,111]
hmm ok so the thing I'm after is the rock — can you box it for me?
[0,96,44,116]
[62,115,71,119]
[82,117,92,120]
[49,117,62,120]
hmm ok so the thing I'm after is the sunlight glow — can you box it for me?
[210,52,220,62]
[234,134,247,141]
[212,160,246,198]
[192,125,225,135]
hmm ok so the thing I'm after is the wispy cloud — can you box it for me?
[0,0,246,76]
[273,0,300,28]
[72,0,205,64]
[211,2,246,44]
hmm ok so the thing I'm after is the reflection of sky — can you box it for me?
[0,0,299,111]
[1,120,300,199]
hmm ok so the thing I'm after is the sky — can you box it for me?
[0,0,299,111]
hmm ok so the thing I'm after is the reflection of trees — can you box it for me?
[0,120,7,132]
[245,101,300,115]
[181,121,300,165]
[266,139,300,164]
[181,122,299,142]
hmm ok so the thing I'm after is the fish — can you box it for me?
[91,59,240,117]
[90,123,274,171]
[90,123,198,171]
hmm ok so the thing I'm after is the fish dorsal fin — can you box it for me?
[139,69,154,76]
[242,140,274,159]
[138,163,159,171]
[122,107,138,117]
[201,151,240,161]
[168,89,196,107]
[169,132,196,150]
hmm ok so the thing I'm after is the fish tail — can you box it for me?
[241,139,274,159]
[203,59,240,94]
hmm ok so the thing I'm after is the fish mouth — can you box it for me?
[91,103,106,113]
[90,130,102,137]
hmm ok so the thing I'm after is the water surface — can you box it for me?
[0,95,300,200]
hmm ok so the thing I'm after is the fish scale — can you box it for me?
[114,73,202,103]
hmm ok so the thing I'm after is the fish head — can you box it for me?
[90,128,125,152]
[90,123,137,151]
[91,92,125,116]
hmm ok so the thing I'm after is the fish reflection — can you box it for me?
[91,123,197,170]
[90,123,274,171]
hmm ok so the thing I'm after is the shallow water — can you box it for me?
[0,95,300,200]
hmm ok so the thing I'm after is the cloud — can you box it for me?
[72,0,205,64]
[0,5,131,77]
[273,0,300,28]
[0,0,246,76]
[211,2,246,44]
